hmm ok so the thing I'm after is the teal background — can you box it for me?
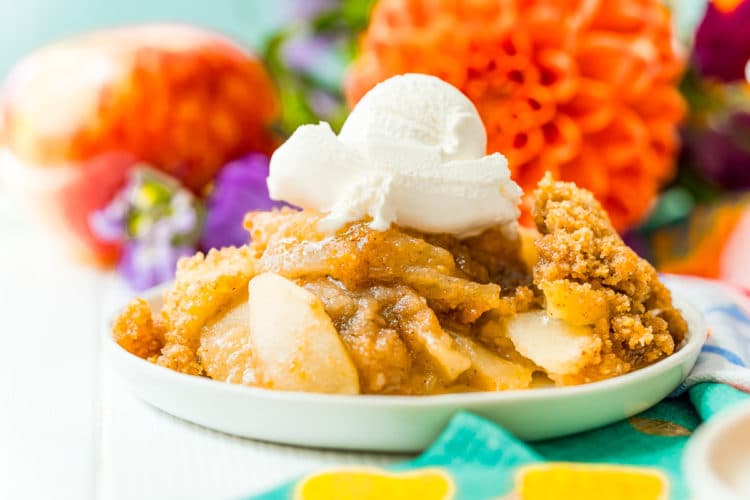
[0,0,286,79]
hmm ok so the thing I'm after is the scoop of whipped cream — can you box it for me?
[267,73,522,237]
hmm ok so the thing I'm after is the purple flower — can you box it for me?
[163,191,199,236]
[622,230,650,260]
[282,34,338,75]
[201,153,287,250]
[688,111,750,190]
[283,0,336,24]
[90,166,204,290]
[694,1,750,82]
[89,195,129,242]
[119,241,195,291]
[308,89,340,117]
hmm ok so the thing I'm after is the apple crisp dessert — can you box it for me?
[113,175,687,395]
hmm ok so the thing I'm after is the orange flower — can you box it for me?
[67,42,278,193]
[346,0,686,230]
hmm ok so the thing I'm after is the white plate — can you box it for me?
[685,402,750,500]
[107,282,706,452]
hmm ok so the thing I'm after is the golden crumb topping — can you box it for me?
[113,175,687,394]
[533,173,687,383]
[112,298,164,360]
[156,246,256,375]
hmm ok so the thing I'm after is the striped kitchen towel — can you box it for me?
[663,274,750,393]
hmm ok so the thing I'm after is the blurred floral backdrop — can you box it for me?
[265,0,750,291]
[2,0,750,290]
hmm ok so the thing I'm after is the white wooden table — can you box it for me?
[0,192,402,500]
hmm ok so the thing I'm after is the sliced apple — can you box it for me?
[248,272,360,394]
[198,300,257,385]
[541,280,608,326]
[451,334,533,391]
[506,311,601,376]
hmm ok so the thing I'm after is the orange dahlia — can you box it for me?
[346,0,686,230]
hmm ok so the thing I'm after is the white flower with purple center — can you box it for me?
[90,166,204,290]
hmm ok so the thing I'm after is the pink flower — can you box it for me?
[694,0,750,82]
